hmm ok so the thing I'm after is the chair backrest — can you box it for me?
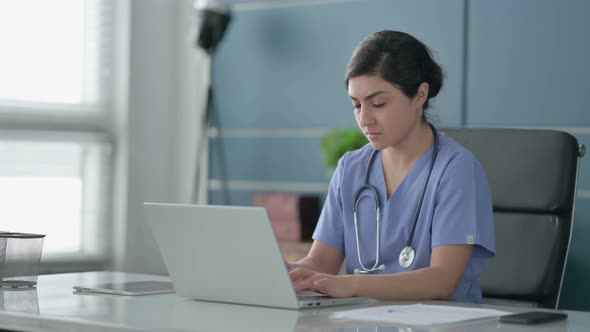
[443,128,583,309]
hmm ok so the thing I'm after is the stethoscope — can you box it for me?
[353,123,439,274]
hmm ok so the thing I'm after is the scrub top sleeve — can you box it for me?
[431,153,496,258]
[312,154,347,254]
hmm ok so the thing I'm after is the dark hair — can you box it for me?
[345,30,445,114]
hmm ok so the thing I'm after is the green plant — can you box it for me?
[321,129,368,168]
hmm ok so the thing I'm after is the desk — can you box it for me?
[0,271,587,332]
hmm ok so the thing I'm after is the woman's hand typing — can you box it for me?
[289,267,358,298]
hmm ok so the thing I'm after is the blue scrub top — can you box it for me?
[313,133,496,303]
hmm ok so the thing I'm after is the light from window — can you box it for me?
[0,0,91,105]
[0,139,108,258]
[0,177,82,253]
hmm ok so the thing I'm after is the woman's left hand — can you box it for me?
[289,267,356,298]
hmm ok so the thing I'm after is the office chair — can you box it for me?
[443,128,585,309]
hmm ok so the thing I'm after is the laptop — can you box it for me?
[143,202,369,309]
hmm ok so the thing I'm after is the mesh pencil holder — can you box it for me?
[0,232,45,288]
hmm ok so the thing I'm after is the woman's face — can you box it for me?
[348,75,426,150]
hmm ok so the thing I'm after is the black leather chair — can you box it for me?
[443,128,585,309]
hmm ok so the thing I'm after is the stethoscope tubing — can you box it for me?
[353,207,381,272]
[405,123,439,247]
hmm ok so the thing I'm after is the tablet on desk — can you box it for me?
[73,281,175,296]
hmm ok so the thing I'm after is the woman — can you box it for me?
[289,30,495,303]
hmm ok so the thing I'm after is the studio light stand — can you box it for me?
[192,0,232,205]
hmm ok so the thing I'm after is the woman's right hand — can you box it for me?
[285,261,300,271]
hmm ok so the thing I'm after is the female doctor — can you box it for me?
[288,30,496,303]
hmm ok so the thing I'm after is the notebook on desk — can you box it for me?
[143,202,369,309]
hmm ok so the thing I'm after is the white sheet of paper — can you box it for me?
[332,304,509,326]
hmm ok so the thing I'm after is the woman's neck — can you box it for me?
[381,122,434,174]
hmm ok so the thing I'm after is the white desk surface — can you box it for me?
[0,271,586,332]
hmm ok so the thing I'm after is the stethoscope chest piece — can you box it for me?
[399,246,415,269]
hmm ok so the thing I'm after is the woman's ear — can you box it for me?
[415,82,430,108]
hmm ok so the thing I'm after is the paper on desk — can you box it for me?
[332,304,509,326]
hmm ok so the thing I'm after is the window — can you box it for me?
[0,0,117,265]
[0,135,111,258]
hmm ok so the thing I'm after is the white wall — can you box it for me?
[113,0,209,274]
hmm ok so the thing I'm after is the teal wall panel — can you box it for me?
[208,190,255,207]
[209,137,330,182]
[213,0,465,129]
[467,0,590,126]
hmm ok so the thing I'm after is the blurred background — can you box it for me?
[0,0,588,310]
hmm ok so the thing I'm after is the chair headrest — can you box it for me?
[443,128,579,213]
